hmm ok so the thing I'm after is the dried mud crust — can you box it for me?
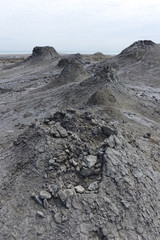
[12,110,113,190]
[0,109,159,240]
[0,42,160,239]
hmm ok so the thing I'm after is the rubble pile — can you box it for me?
[0,109,158,239]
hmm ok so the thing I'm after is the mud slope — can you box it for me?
[45,59,89,89]
[0,42,160,240]
[25,46,61,65]
[103,40,160,126]
[106,40,160,86]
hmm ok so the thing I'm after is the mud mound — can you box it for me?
[82,52,106,63]
[13,110,109,189]
[2,109,159,239]
[104,40,160,86]
[118,40,155,59]
[52,65,120,107]
[58,53,83,68]
[26,46,61,64]
[93,65,118,82]
[92,52,106,61]
[47,61,89,89]
[88,88,117,106]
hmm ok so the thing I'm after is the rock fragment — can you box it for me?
[74,185,85,193]
[83,155,97,168]
[31,193,43,205]
[88,181,99,191]
[80,167,95,177]
[101,125,116,137]
[57,190,67,204]
[36,211,45,218]
[40,190,52,200]
[54,212,62,224]
[43,199,49,209]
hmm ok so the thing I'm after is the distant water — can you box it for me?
[0,50,118,55]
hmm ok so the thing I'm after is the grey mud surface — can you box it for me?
[0,42,160,240]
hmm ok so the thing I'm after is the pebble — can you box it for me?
[40,190,52,200]
[58,127,68,138]
[72,159,78,167]
[80,167,94,177]
[38,147,45,153]
[83,155,97,168]
[101,125,116,137]
[49,159,56,165]
[58,190,67,204]
[88,181,99,191]
[54,212,62,224]
[31,193,43,205]
[37,227,44,235]
[36,211,45,218]
[105,135,115,148]
[43,199,49,209]
[74,185,85,193]
[62,213,68,222]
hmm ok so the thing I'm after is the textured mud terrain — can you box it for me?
[0,42,160,240]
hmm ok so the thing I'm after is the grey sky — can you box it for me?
[0,0,160,53]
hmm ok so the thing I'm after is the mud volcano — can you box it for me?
[26,46,61,64]
[118,40,155,60]
[0,40,160,240]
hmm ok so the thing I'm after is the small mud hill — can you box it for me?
[58,53,83,68]
[27,64,119,110]
[1,109,159,239]
[106,40,157,68]
[2,46,61,70]
[88,88,117,106]
[68,65,119,106]
[104,40,160,86]
[45,60,89,89]
[26,46,61,64]
[118,40,155,59]
[91,52,106,61]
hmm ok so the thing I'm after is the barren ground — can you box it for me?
[0,42,160,240]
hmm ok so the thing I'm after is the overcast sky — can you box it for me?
[0,0,160,53]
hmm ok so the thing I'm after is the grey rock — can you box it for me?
[40,190,52,200]
[50,128,60,138]
[133,169,143,178]
[36,211,45,218]
[74,185,85,193]
[114,135,123,148]
[57,126,68,138]
[38,147,45,153]
[80,167,95,177]
[37,227,44,235]
[49,159,56,165]
[72,159,78,167]
[101,125,116,137]
[58,190,67,204]
[31,193,43,205]
[83,155,97,168]
[121,200,130,208]
[143,132,151,138]
[52,184,62,196]
[88,181,99,191]
[54,212,62,224]
[105,135,116,148]
[64,188,75,197]
[61,212,68,222]
[43,199,49,209]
